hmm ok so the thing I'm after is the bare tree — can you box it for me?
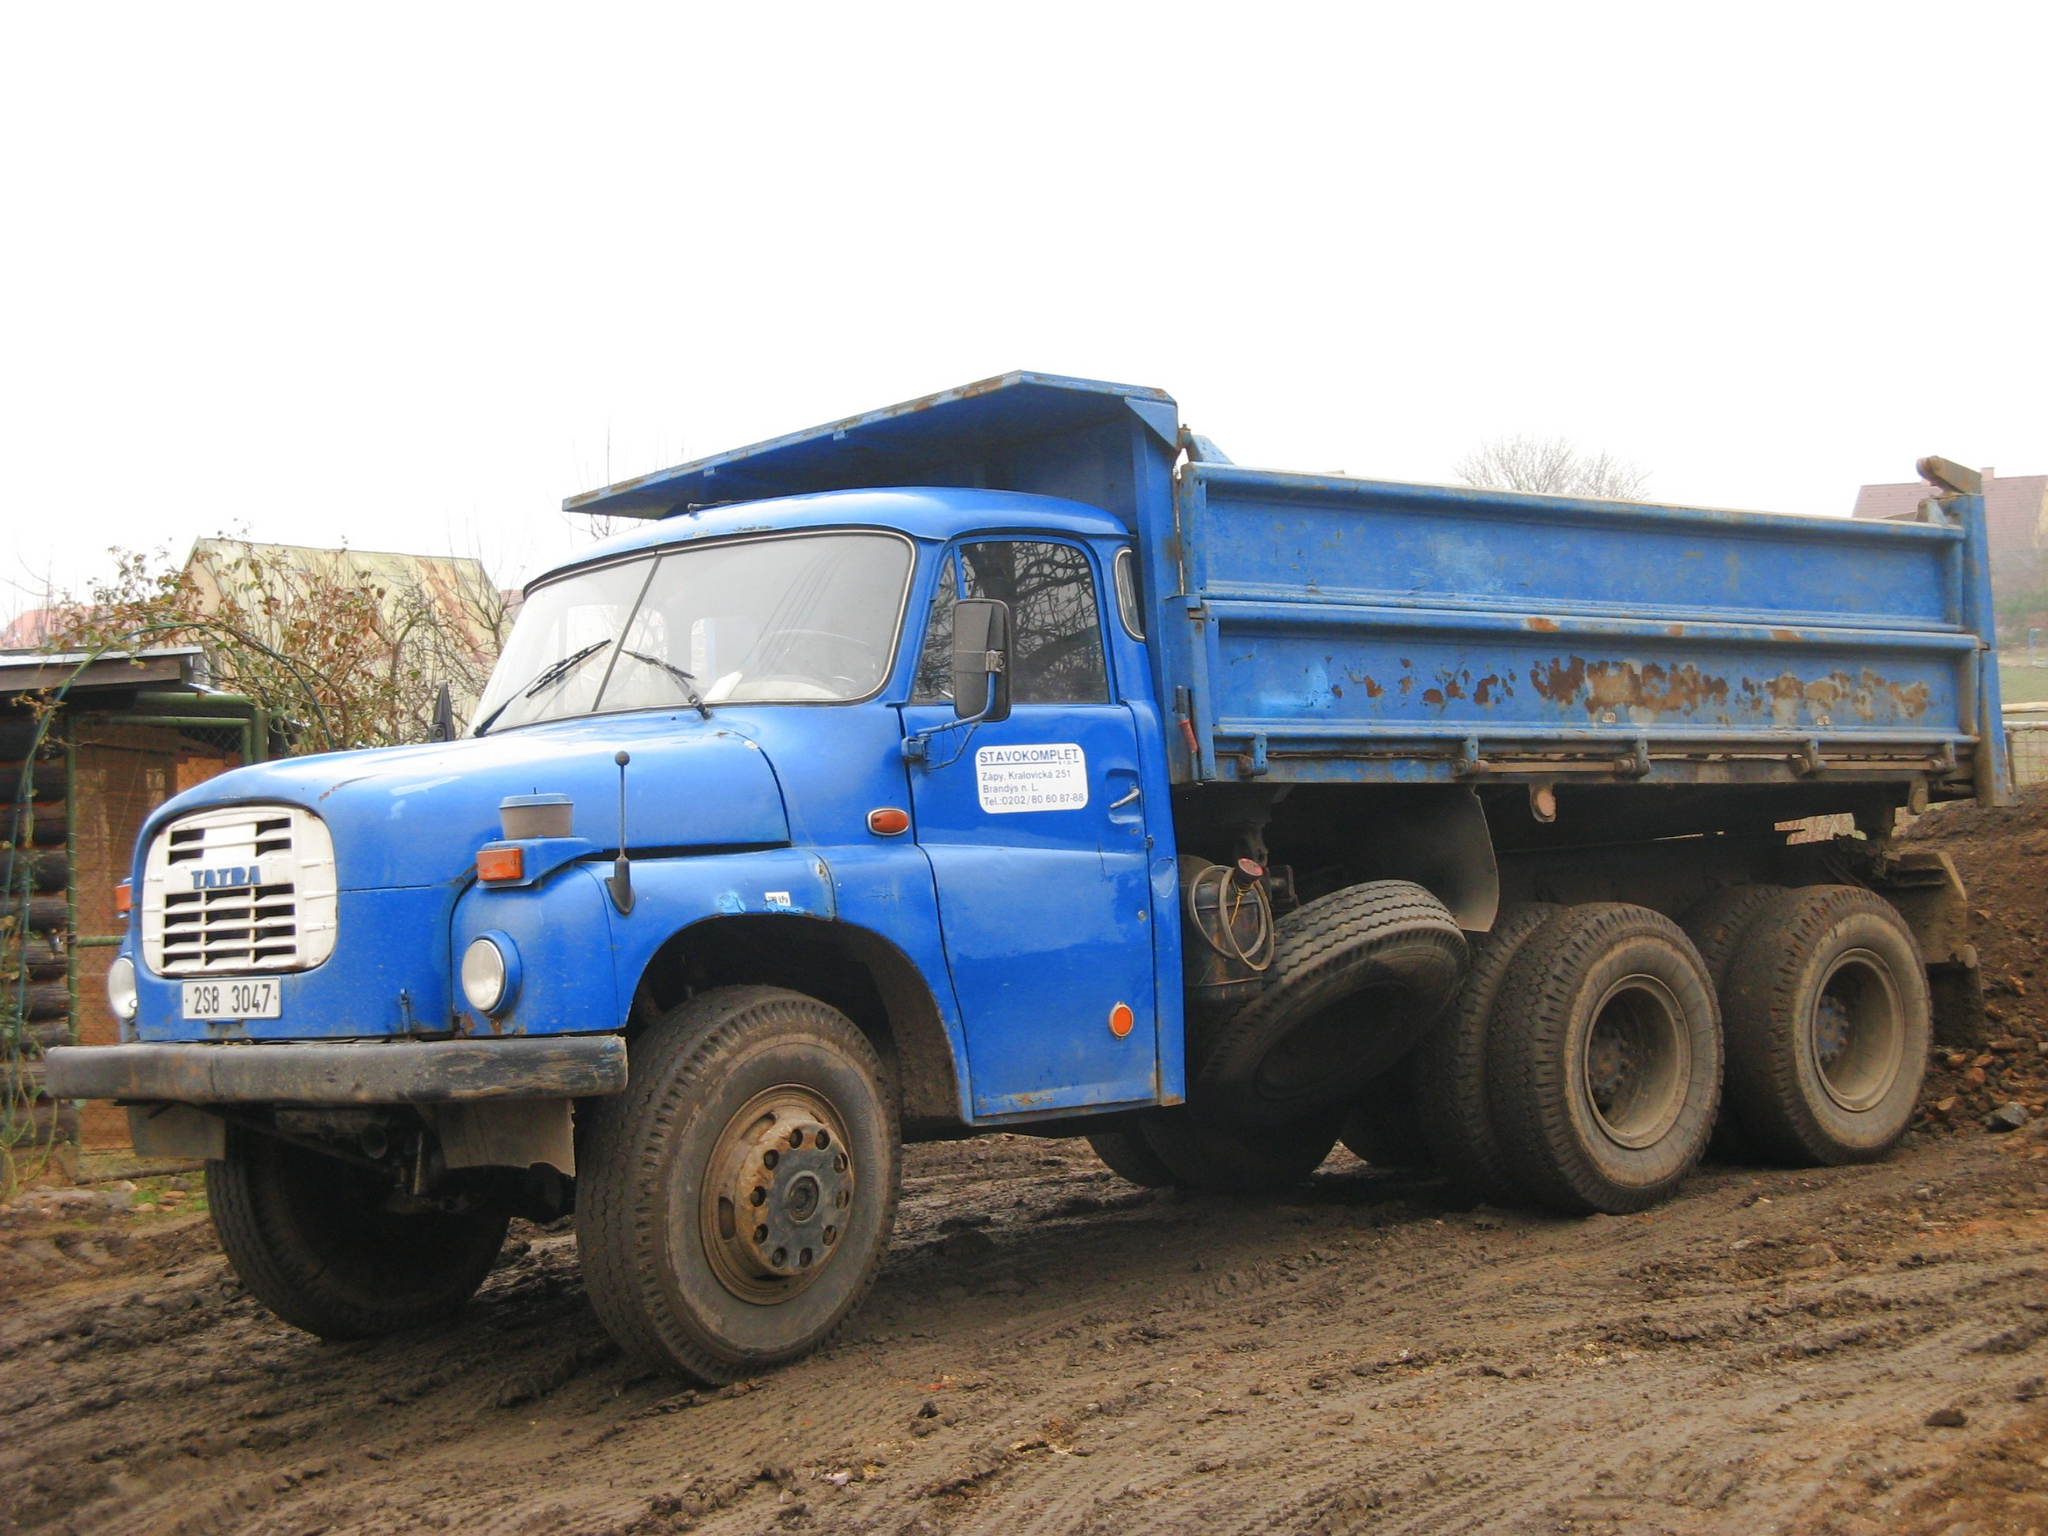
[562,508,649,544]
[1455,435,1651,502]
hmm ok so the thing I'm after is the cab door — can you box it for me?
[901,538,1159,1117]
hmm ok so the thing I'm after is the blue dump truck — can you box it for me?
[49,373,2009,1382]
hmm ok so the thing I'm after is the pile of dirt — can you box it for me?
[1901,784,2048,1134]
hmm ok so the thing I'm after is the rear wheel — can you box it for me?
[1193,881,1466,1125]
[1411,901,1562,1204]
[1680,884,1788,1163]
[578,986,900,1382]
[1488,904,1722,1215]
[1682,885,1789,986]
[208,1127,509,1340]
[1720,886,1929,1166]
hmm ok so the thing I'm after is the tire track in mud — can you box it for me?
[5,1131,2048,1535]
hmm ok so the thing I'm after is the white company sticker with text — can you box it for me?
[975,743,1089,814]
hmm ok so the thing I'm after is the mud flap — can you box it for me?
[1927,961,1987,1052]
[127,1103,228,1161]
[431,1099,576,1175]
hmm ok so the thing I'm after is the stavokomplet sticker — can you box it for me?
[974,743,1088,814]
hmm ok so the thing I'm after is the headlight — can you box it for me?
[107,956,139,1022]
[460,934,519,1015]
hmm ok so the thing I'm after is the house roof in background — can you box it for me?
[1853,472,2048,562]
[184,538,491,591]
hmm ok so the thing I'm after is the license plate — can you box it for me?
[182,979,281,1020]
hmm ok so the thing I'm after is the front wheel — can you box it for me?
[578,986,900,1382]
[208,1126,509,1340]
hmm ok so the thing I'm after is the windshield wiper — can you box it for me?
[473,640,611,737]
[617,648,713,719]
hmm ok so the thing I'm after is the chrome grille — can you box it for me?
[141,805,338,974]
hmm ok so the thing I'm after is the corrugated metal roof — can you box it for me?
[0,645,208,697]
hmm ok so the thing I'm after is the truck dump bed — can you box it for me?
[1168,461,2005,800]
[568,371,2006,803]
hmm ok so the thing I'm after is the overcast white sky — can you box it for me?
[4,3,2044,609]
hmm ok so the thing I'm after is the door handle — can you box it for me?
[1109,787,1142,810]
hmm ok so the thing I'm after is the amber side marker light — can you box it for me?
[476,846,525,883]
[114,879,132,918]
[867,807,911,836]
[1109,1002,1136,1038]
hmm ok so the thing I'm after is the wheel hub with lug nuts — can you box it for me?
[703,1087,854,1304]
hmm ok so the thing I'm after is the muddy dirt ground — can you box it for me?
[6,1130,2048,1536]
[6,794,2048,1536]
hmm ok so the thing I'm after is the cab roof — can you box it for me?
[562,370,1181,522]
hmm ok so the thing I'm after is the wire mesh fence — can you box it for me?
[2012,721,2048,789]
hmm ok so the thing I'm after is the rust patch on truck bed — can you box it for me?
[1531,656,1731,719]
[1529,654,1933,725]
[1739,669,1932,724]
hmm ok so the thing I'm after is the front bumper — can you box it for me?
[43,1035,628,1106]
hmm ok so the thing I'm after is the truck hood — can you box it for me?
[140,716,790,891]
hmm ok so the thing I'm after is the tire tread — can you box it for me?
[579,986,900,1383]
[1412,902,1562,1204]
[1194,881,1466,1120]
[1720,885,1928,1167]
[1488,904,1720,1215]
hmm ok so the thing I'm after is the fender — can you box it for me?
[451,847,834,1037]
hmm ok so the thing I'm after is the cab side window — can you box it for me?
[913,541,1108,705]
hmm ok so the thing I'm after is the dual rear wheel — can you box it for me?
[1295,901,1725,1214]
[1701,885,1928,1166]
[1484,904,1722,1213]
[1199,884,1929,1215]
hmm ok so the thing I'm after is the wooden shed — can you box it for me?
[2,647,272,1172]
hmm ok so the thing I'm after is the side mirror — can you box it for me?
[950,598,1011,723]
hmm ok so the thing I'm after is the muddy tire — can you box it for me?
[208,1127,509,1340]
[1114,1105,1343,1194]
[1680,884,1788,1164]
[1682,885,1790,986]
[1411,901,1563,1204]
[1489,904,1722,1215]
[1193,881,1466,1125]
[1720,886,1929,1167]
[1339,1062,1432,1169]
[578,986,899,1383]
[1087,1127,1180,1188]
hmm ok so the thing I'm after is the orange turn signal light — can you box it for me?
[114,879,133,918]
[866,807,911,836]
[476,845,525,883]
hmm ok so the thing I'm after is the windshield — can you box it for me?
[474,531,913,734]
